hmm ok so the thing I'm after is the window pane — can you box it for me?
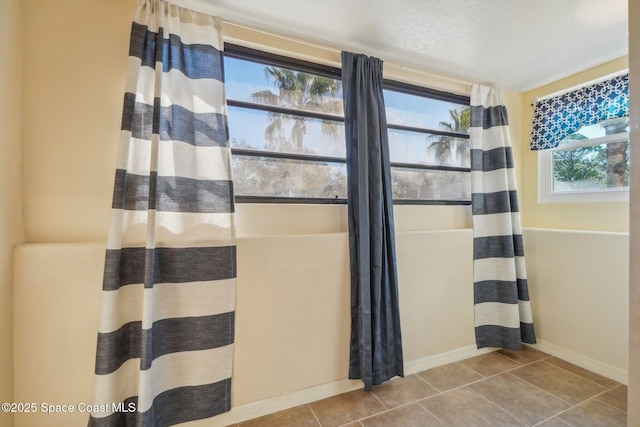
[228,106,346,158]
[388,129,469,168]
[232,155,347,198]
[384,89,469,133]
[391,167,470,200]
[553,140,629,191]
[224,57,343,116]
[563,117,629,142]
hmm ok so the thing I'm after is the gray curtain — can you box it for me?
[470,84,536,349]
[89,1,236,425]
[341,51,404,391]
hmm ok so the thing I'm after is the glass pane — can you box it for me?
[563,117,629,142]
[384,89,469,134]
[388,129,469,168]
[228,106,346,158]
[224,56,343,116]
[553,140,629,191]
[391,167,470,200]
[232,155,347,198]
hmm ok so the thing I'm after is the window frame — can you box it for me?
[538,131,630,203]
[224,44,471,205]
[382,79,471,205]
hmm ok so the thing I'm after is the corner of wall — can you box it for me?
[627,0,640,421]
[0,0,25,425]
[518,57,629,232]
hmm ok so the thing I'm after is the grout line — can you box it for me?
[531,388,628,426]
[240,350,624,426]
[531,415,572,426]
[539,359,620,390]
[502,370,575,407]
[307,403,323,427]
[369,389,388,411]
[465,386,529,426]
[416,400,447,426]
[590,386,628,414]
[413,372,444,393]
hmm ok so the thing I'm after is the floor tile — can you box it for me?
[558,398,627,426]
[460,351,521,377]
[360,403,443,427]
[238,404,320,427]
[420,387,526,426]
[534,417,571,426]
[511,361,605,405]
[309,390,386,427]
[372,374,438,408]
[543,357,619,388]
[417,362,483,391]
[469,372,570,425]
[497,345,550,364]
[596,384,628,413]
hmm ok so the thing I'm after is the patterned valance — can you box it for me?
[530,73,629,150]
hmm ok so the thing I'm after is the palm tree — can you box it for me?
[426,107,471,166]
[602,118,629,188]
[251,67,342,152]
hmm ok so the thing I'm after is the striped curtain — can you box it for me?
[90,1,236,426]
[470,85,536,349]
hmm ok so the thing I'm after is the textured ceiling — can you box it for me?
[191,0,628,91]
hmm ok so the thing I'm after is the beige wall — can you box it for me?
[1,0,24,425]
[21,0,135,242]
[519,57,629,232]
[524,228,629,382]
[14,0,635,425]
[13,231,476,427]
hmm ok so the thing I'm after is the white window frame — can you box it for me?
[538,132,629,203]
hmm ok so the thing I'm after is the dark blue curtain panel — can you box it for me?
[342,51,404,391]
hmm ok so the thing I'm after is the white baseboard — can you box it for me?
[208,345,493,426]
[404,345,494,375]
[531,339,628,385]
[187,342,628,426]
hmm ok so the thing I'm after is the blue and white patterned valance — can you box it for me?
[530,73,629,150]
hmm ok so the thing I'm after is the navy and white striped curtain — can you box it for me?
[470,85,536,349]
[90,1,236,425]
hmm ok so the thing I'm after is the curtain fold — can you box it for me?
[341,51,403,391]
[470,85,536,350]
[89,1,236,425]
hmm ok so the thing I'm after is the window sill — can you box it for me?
[538,188,629,204]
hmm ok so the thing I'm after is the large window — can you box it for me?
[384,82,470,204]
[224,45,471,204]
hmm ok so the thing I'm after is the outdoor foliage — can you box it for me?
[553,125,629,190]
[231,65,471,200]
[425,106,471,167]
[232,66,346,198]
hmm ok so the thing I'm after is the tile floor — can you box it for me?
[227,346,627,427]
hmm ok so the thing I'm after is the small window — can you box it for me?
[538,118,629,203]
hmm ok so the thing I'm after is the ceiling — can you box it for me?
[190,0,628,92]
